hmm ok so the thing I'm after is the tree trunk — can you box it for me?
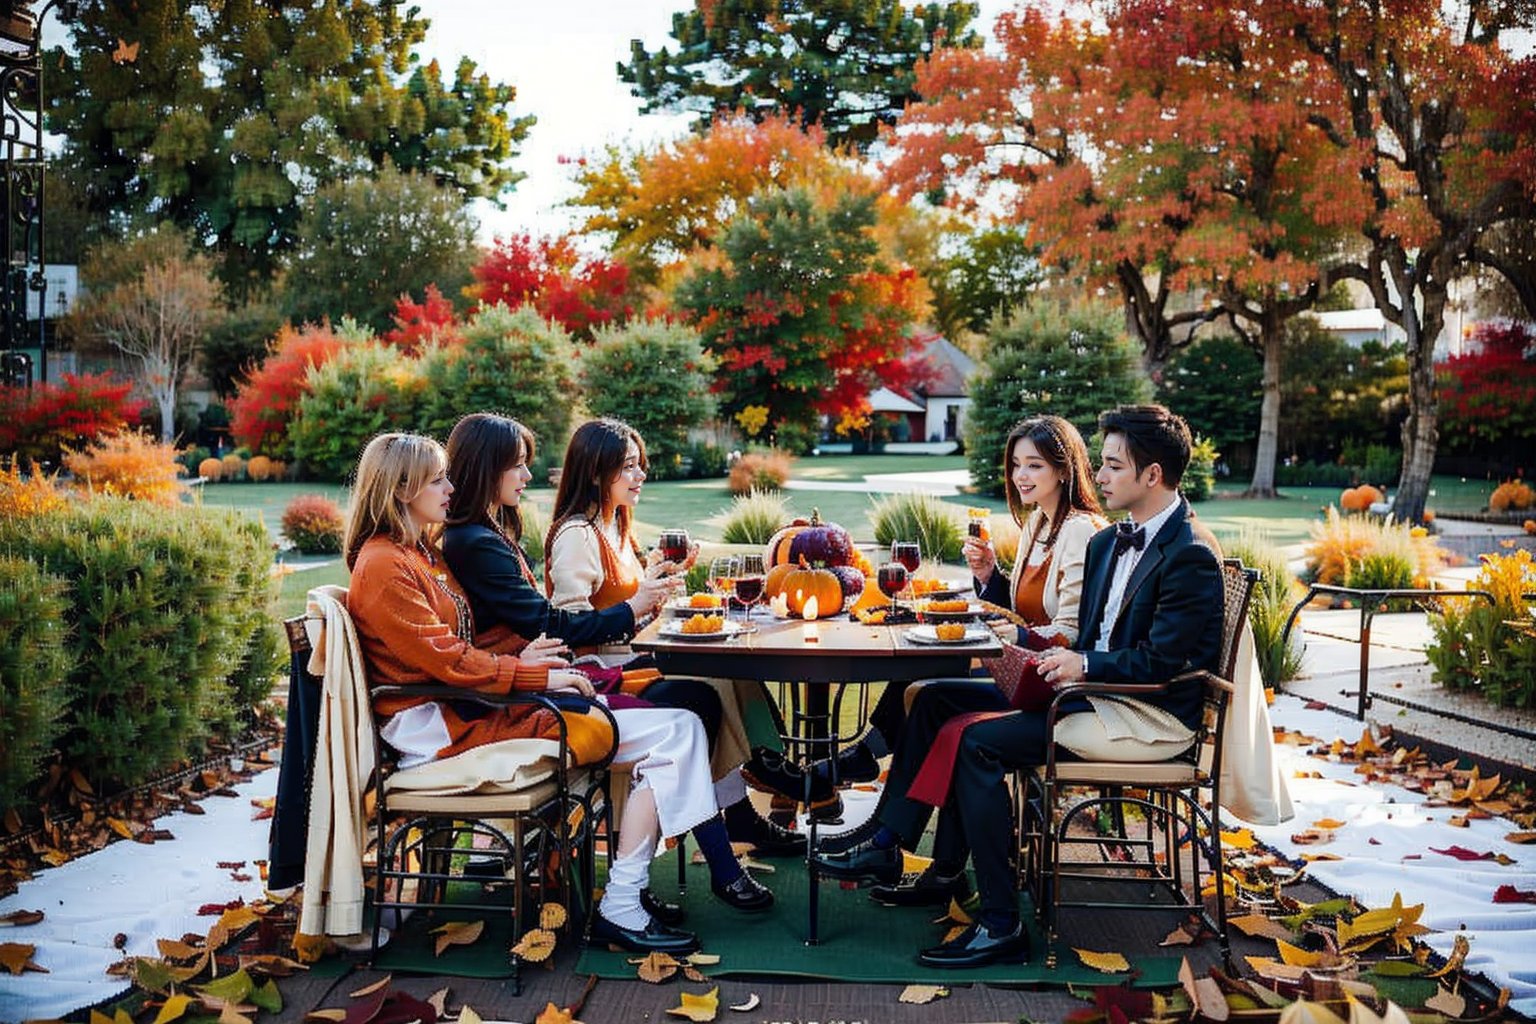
[1245,313,1284,499]
[1391,292,1447,524]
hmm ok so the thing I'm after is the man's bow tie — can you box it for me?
[1112,521,1146,557]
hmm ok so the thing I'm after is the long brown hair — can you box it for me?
[343,433,448,569]
[445,412,536,541]
[1002,415,1102,550]
[546,418,648,559]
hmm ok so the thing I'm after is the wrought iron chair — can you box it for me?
[281,586,616,989]
[1018,558,1259,969]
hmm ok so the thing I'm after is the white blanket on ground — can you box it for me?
[1231,696,1536,1016]
[0,768,277,1023]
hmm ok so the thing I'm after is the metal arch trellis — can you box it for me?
[0,0,76,387]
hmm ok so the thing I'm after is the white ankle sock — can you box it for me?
[599,842,654,930]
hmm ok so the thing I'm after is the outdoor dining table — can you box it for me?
[631,610,1002,944]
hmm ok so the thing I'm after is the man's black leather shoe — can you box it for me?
[742,748,834,804]
[639,887,686,927]
[917,921,1031,968]
[819,742,881,784]
[816,818,881,855]
[712,870,774,912]
[725,805,807,857]
[870,867,972,908]
[588,910,700,954]
[811,837,902,885]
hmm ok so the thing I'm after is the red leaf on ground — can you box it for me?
[1429,846,1495,861]
[198,899,245,916]
[1492,885,1536,904]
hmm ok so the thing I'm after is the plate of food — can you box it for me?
[657,614,745,641]
[914,598,983,622]
[908,577,971,600]
[903,623,993,645]
[663,593,729,615]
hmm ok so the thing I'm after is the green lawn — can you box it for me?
[229,463,1496,620]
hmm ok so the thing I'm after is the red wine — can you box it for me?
[967,520,984,539]
[659,542,688,562]
[658,530,689,563]
[893,543,921,573]
[733,576,764,603]
[877,564,908,599]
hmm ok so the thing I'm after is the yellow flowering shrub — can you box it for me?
[63,431,186,505]
[0,457,68,518]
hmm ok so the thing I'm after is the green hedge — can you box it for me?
[0,558,74,812]
[580,321,714,480]
[0,499,282,799]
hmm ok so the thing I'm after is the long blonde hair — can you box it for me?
[344,433,448,569]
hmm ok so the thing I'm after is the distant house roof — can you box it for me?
[1312,308,1388,333]
[869,387,926,413]
[910,332,975,398]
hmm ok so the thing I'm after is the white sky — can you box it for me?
[411,0,1013,242]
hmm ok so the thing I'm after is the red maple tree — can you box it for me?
[228,324,352,457]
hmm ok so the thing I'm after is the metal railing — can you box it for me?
[1280,584,1536,732]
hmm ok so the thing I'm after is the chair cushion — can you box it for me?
[1033,761,1209,786]
[386,778,561,814]
[384,737,564,796]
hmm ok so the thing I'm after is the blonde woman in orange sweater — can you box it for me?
[345,432,710,954]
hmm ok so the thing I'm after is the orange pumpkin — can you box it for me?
[764,562,797,600]
[780,564,843,618]
[764,516,813,567]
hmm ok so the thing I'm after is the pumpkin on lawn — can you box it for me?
[764,508,854,568]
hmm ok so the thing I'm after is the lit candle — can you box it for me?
[801,596,819,642]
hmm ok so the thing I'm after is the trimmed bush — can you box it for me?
[727,451,793,495]
[0,558,73,812]
[1183,436,1219,502]
[198,456,224,481]
[282,494,345,555]
[687,441,728,479]
[289,341,425,481]
[63,431,186,504]
[0,499,281,791]
[1224,530,1304,688]
[1490,480,1534,512]
[418,304,577,478]
[580,321,714,480]
[720,489,791,545]
[221,452,247,481]
[247,454,276,482]
[870,492,965,564]
[966,303,1152,497]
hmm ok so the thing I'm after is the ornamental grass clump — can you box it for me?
[870,492,965,564]
[0,558,73,812]
[1225,529,1305,687]
[1427,549,1536,708]
[0,499,282,791]
[63,430,185,504]
[0,457,67,519]
[1305,507,1445,589]
[282,494,345,555]
[727,451,793,495]
[720,489,791,545]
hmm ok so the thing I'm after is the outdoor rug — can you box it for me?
[573,855,1182,987]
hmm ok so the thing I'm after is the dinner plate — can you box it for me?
[657,618,746,642]
[903,624,992,645]
[662,595,730,615]
[913,579,970,600]
[917,601,984,622]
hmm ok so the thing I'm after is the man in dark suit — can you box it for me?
[815,404,1223,968]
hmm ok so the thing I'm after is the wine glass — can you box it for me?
[877,561,909,607]
[658,528,690,566]
[707,556,737,603]
[891,540,921,574]
[734,554,766,623]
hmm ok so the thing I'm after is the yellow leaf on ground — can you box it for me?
[1276,940,1327,967]
[533,1003,574,1024]
[1245,956,1308,983]
[1300,852,1343,862]
[0,942,47,975]
[430,920,484,957]
[302,1012,345,1023]
[1313,818,1349,830]
[1504,831,1536,844]
[1073,948,1130,973]
[898,984,949,1004]
[1427,934,1469,978]
[1221,828,1257,849]
[510,928,556,963]
[1277,997,1347,1024]
[107,817,135,840]
[634,951,681,983]
[216,906,260,932]
[686,953,721,965]
[1229,914,1296,941]
[666,987,720,1021]
[152,993,194,1024]
[348,975,391,998]
[538,903,567,930]
[1425,986,1465,1017]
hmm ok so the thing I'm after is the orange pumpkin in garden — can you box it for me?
[1339,485,1385,512]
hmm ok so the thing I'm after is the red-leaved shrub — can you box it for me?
[382,284,463,355]
[0,373,147,463]
[281,494,345,554]
[229,324,351,457]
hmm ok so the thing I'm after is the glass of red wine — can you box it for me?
[658,528,690,566]
[876,561,909,607]
[891,540,921,573]
[734,554,766,623]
